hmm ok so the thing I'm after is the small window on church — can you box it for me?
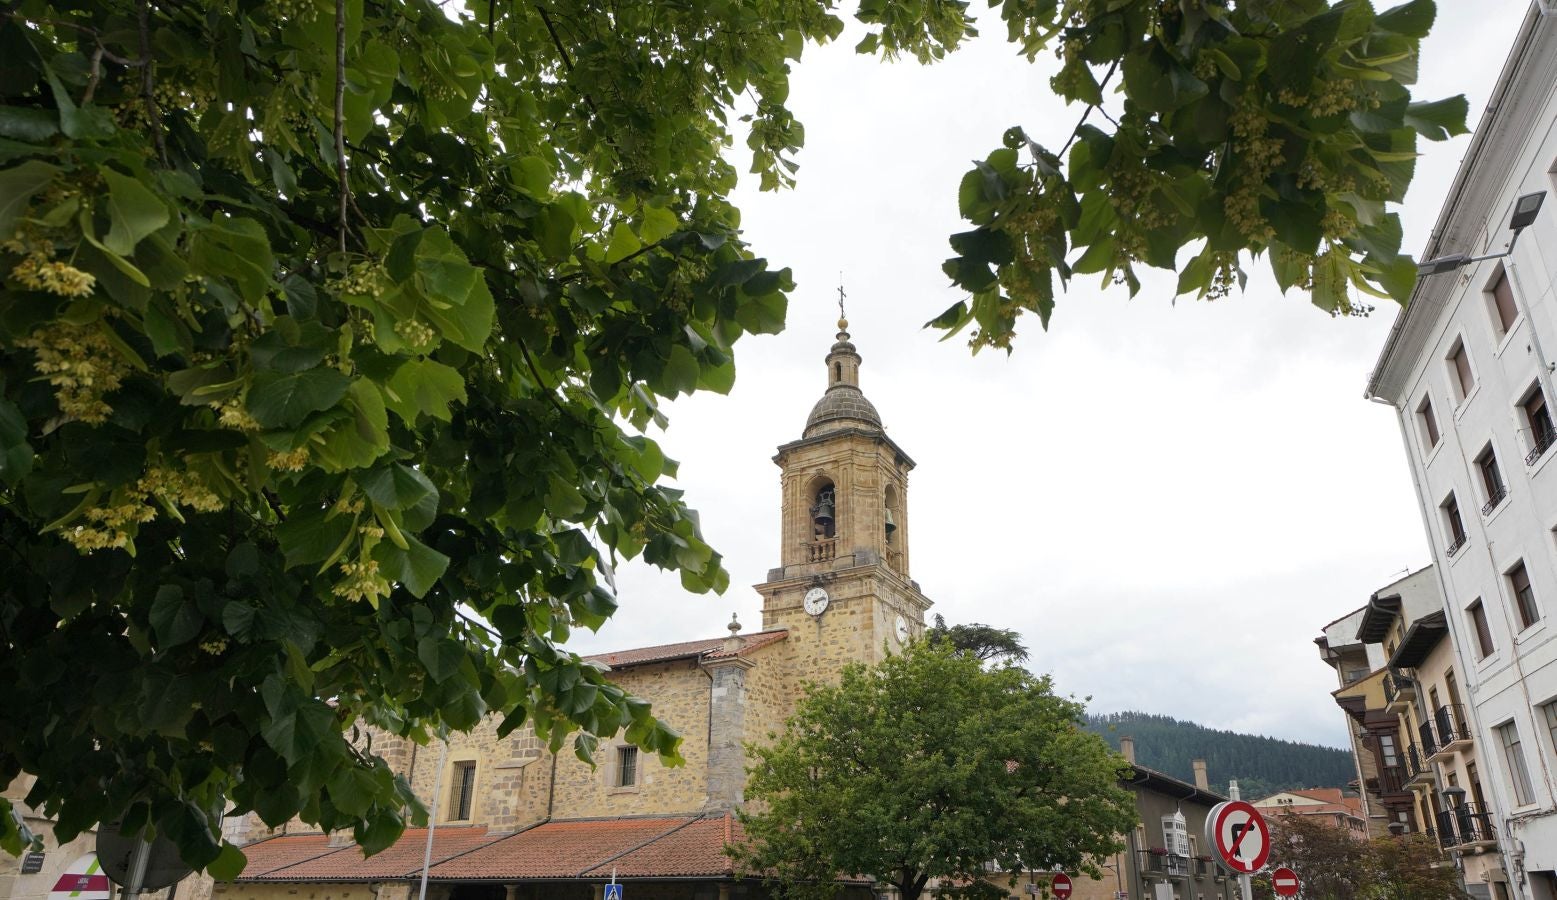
[616,746,638,787]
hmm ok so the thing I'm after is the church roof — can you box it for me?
[804,385,882,436]
[229,814,859,884]
[584,627,787,669]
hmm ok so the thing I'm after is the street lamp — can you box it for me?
[1442,785,1468,807]
[1417,191,1547,277]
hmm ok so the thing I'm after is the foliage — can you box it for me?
[0,0,1456,878]
[1085,711,1357,794]
[734,644,1137,900]
[925,613,1030,664]
[930,0,1468,349]
[1253,814,1467,900]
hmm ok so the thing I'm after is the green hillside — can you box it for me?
[1084,711,1356,799]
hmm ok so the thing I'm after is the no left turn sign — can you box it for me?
[1204,800,1271,875]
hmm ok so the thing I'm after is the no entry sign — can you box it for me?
[1205,800,1271,875]
[1271,866,1300,896]
[1051,873,1072,899]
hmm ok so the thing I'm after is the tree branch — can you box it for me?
[137,0,168,166]
[334,0,349,254]
[1058,58,1120,156]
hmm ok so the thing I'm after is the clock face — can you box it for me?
[895,614,910,644]
[803,587,830,616]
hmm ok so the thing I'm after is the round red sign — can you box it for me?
[1271,866,1300,897]
[1051,873,1072,899]
[1206,800,1272,875]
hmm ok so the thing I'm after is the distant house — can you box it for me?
[1251,789,1367,839]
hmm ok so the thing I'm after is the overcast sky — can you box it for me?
[565,2,1535,753]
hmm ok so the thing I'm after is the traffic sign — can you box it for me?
[97,823,191,891]
[1051,872,1073,899]
[1205,800,1271,875]
[604,885,623,900]
[1271,866,1300,897]
[48,854,112,900]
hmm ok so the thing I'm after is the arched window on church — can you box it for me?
[883,484,900,547]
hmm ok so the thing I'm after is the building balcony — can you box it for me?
[1383,673,1415,713]
[1446,532,1469,557]
[1527,428,1556,466]
[1482,484,1509,515]
[1428,705,1473,760]
[1405,745,1434,787]
[806,537,837,563]
[1369,764,1409,796]
[1437,804,1498,851]
[1137,851,1190,879]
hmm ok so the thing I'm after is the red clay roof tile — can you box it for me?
[585,629,786,669]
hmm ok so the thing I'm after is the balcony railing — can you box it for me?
[807,537,837,563]
[1433,704,1471,751]
[1137,851,1191,878]
[1446,532,1469,557]
[1373,764,1408,795]
[1406,744,1433,783]
[1527,427,1556,466]
[1482,484,1509,515]
[1437,804,1497,848]
[1383,673,1415,710]
[1419,720,1439,758]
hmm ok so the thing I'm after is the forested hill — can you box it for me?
[1083,711,1356,799]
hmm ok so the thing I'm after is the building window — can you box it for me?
[1510,561,1540,630]
[450,761,477,821]
[1490,269,1520,336]
[1497,721,1536,806]
[1478,444,1508,513]
[1419,396,1440,450]
[1542,702,1557,757]
[1379,732,1400,768]
[1449,341,1475,401]
[1468,600,1495,659]
[1524,386,1557,464]
[616,745,639,788]
[1443,493,1467,555]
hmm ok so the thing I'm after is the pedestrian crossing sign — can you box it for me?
[604,885,623,900]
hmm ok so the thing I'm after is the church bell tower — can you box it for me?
[755,311,932,681]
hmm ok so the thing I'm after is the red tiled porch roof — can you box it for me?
[233,816,749,883]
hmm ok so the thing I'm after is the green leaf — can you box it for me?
[312,380,390,471]
[384,358,467,423]
[605,221,642,263]
[248,370,352,429]
[189,215,275,304]
[0,160,58,238]
[373,534,449,598]
[149,585,203,649]
[417,637,465,683]
[359,463,437,511]
[0,107,59,143]
[99,167,170,257]
[1376,0,1436,38]
[0,398,34,485]
[1403,95,1469,141]
[207,844,247,882]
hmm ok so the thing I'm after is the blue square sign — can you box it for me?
[604,886,623,900]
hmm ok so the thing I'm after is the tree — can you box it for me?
[733,643,1137,900]
[930,0,1468,349]
[1252,814,1467,900]
[0,0,1455,876]
[926,613,1031,664]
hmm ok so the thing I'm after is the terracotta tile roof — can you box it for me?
[582,814,744,878]
[237,827,493,881]
[429,816,719,880]
[586,628,787,669]
[233,833,349,879]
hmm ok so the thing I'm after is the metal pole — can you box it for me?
[417,740,449,900]
[1229,781,1252,900]
[119,840,150,900]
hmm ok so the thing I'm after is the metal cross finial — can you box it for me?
[837,273,847,321]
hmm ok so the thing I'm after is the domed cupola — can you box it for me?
[803,317,883,438]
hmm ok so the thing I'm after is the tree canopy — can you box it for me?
[1253,814,1467,900]
[0,0,1456,877]
[925,613,1030,665]
[734,643,1137,900]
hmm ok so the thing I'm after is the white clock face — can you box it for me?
[895,614,910,644]
[803,587,830,616]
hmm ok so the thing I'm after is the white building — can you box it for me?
[1365,6,1557,897]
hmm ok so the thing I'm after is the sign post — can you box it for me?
[1204,783,1270,900]
[1270,866,1300,897]
[1050,873,1072,899]
[604,867,622,900]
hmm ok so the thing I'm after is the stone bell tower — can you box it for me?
[755,312,932,684]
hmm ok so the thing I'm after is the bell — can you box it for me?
[812,495,835,527]
[884,508,897,536]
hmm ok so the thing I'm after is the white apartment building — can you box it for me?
[1366,6,1557,897]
